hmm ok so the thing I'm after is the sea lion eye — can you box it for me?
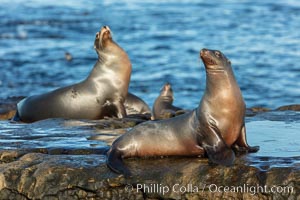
[215,51,221,58]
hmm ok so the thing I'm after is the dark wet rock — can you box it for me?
[126,113,152,121]
[0,150,27,164]
[0,96,24,120]
[246,105,300,117]
[276,104,300,111]
[88,117,148,130]
[246,107,270,117]
[246,110,300,123]
[0,152,298,199]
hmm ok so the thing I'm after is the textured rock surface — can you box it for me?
[0,151,299,200]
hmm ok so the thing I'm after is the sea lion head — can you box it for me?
[200,48,231,72]
[94,26,113,51]
[160,82,174,99]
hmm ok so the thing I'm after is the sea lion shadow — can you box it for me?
[122,157,211,177]
[119,151,261,178]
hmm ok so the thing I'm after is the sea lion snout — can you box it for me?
[163,83,171,91]
[199,48,211,60]
[95,26,111,39]
[200,48,217,66]
[101,25,111,34]
[200,48,209,57]
[94,26,112,50]
[100,26,111,36]
[160,82,173,96]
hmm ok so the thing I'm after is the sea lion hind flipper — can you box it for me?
[232,144,259,154]
[233,124,259,153]
[106,148,131,176]
[199,117,235,166]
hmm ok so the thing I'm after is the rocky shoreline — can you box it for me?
[0,149,298,199]
[0,98,299,199]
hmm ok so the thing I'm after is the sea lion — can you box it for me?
[152,82,183,120]
[125,92,151,115]
[13,26,132,123]
[107,48,259,175]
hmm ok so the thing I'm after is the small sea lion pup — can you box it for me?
[152,83,183,120]
[107,48,259,175]
[13,26,132,123]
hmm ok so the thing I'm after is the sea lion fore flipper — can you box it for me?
[232,124,260,153]
[115,100,127,118]
[199,116,235,166]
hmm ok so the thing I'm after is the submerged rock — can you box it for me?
[246,107,270,117]
[276,104,300,111]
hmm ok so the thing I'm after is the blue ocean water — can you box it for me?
[0,0,300,109]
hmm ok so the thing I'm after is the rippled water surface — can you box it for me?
[0,112,299,167]
[1,0,300,109]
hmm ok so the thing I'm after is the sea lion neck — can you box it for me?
[160,95,174,103]
[204,65,238,96]
[94,26,126,65]
[84,32,132,85]
[92,53,130,79]
[96,40,121,62]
